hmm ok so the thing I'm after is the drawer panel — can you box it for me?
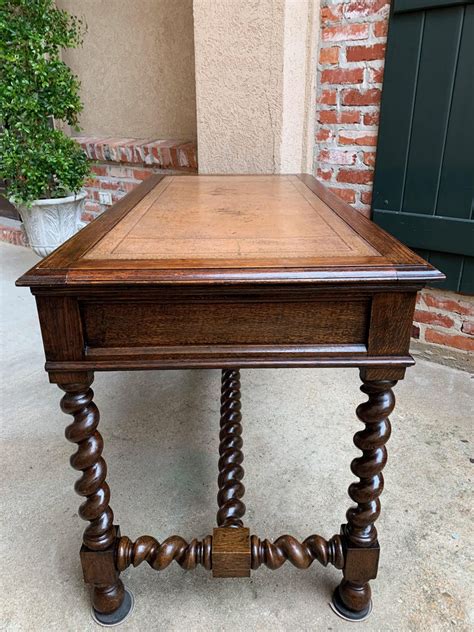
[81,299,370,348]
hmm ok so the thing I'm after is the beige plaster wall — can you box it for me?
[281,0,319,174]
[57,0,197,139]
[193,0,318,174]
[193,0,284,173]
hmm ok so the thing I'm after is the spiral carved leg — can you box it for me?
[60,381,115,550]
[116,534,212,572]
[251,534,344,570]
[333,377,396,620]
[217,369,245,528]
[346,379,395,547]
[115,531,344,574]
[59,379,127,619]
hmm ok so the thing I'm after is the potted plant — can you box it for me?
[0,0,90,257]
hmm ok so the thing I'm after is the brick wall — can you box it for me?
[414,289,474,354]
[78,137,197,221]
[314,0,473,367]
[315,0,389,215]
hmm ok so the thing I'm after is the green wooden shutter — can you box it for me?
[372,1,474,293]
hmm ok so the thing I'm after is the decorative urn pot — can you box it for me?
[16,190,87,258]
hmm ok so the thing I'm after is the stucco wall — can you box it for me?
[280,0,319,174]
[193,0,318,174]
[57,0,197,139]
[193,0,284,174]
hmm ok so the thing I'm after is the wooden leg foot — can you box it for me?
[91,583,134,626]
[331,580,372,621]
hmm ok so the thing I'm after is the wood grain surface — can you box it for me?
[16,174,444,286]
[84,176,378,263]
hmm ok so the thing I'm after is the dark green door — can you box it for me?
[372,0,474,293]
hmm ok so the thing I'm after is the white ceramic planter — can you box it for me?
[16,190,86,257]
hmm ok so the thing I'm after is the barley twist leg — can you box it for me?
[251,533,344,570]
[217,369,245,528]
[333,377,396,621]
[117,535,212,572]
[59,378,131,622]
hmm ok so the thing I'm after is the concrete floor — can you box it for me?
[1,241,472,632]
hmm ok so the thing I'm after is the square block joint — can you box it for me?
[80,526,121,585]
[341,526,380,583]
[212,527,251,578]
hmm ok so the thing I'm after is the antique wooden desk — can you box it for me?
[17,175,443,625]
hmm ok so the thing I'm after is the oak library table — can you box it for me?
[17,174,443,625]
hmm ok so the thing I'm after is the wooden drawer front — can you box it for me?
[81,299,370,348]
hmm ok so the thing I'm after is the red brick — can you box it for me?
[423,292,474,317]
[76,137,197,170]
[346,44,386,62]
[177,142,198,170]
[107,165,133,178]
[336,169,373,184]
[414,309,455,329]
[425,329,474,352]
[318,89,337,105]
[316,127,332,141]
[90,164,107,176]
[344,0,389,20]
[373,20,388,38]
[322,24,369,43]
[368,65,385,84]
[80,141,98,161]
[84,201,102,214]
[339,131,378,146]
[317,167,333,181]
[320,46,340,65]
[0,225,28,247]
[84,176,101,188]
[139,139,198,171]
[81,211,99,224]
[363,111,379,126]
[322,4,344,22]
[132,139,157,163]
[363,151,377,167]
[114,139,139,163]
[411,325,420,339]
[132,168,153,180]
[100,180,121,190]
[361,190,372,205]
[318,109,360,124]
[329,187,356,204]
[321,68,364,84]
[342,88,381,106]
[318,149,357,165]
[461,320,474,335]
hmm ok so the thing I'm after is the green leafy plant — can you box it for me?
[0,0,89,205]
